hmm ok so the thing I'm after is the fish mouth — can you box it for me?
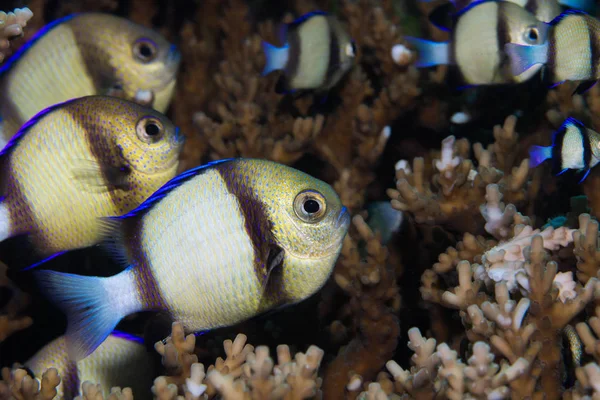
[335,206,351,231]
[173,127,185,146]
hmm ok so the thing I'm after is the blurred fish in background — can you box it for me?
[420,0,596,27]
[0,95,184,269]
[404,0,550,85]
[0,12,181,147]
[507,10,600,94]
[261,11,356,94]
[529,117,600,182]
[25,332,155,400]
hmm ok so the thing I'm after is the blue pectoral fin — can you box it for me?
[528,145,553,168]
[261,41,290,76]
[34,269,124,361]
[559,0,596,13]
[557,168,569,176]
[403,37,450,68]
[504,42,549,77]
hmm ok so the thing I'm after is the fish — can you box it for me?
[404,0,550,86]
[421,0,596,29]
[506,10,600,95]
[365,201,404,245]
[0,12,181,147]
[0,95,184,268]
[34,158,351,361]
[24,332,155,400]
[528,117,600,182]
[261,11,356,94]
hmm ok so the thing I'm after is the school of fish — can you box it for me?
[0,9,354,398]
[3,1,600,397]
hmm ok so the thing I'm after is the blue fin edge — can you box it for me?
[0,96,81,157]
[111,158,236,220]
[0,14,78,78]
[549,9,589,26]
[111,330,145,345]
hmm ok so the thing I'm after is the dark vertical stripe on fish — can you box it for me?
[586,16,600,78]
[125,217,168,310]
[548,22,558,81]
[551,123,567,174]
[496,3,512,81]
[286,27,301,85]
[525,0,539,15]
[63,360,80,399]
[2,160,37,239]
[215,161,289,305]
[579,124,593,169]
[66,103,125,208]
[324,17,339,88]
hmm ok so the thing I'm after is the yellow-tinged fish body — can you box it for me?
[35,158,351,361]
[0,95,183,263]
[25,333,155,400]
[0,13,181,146]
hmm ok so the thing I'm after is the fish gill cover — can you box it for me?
[2,0,600,399]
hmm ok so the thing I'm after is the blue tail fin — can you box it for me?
[558,0,596,13]
[261,41,290,76]
[404,37,450,67]
[34,269,131,361]
[504,42,549,76]
[529,145,553,168]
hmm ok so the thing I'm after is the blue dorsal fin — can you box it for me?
[549,9,588,26]
[110,330,144,345]
[288,11,330,27]
[0,14,78,78]
[0,97,79,157]
[563,116,586,129]
[111,158,236,220]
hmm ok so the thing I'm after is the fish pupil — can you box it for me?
[528,29,538,41]
[140,44,153,58]
[146,123,160,136]
[303,199,320,214]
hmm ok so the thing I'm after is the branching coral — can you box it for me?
[0,367,60,400]
[387,115,532,234]
[321,215,401,399]
[0,8,33,63]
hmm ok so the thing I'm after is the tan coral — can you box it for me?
[0,7,33,63]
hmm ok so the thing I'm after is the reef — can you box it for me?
[4,0,600,399]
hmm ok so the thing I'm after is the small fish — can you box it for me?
[421,0,595,29]
[261,11,356,94]
[365,201,404,245]
[25,332,155,400]
[506,10,600,94]
[405,0,550,85]
[529,117,600,182]
[34,158,351,361]
[0,95,184,267]
[0,13,181,146]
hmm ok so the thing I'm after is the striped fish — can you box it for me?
[34,158,351,361]
[421,0,595,27]
[0,95,184,268]
[507,10,600,94]
[405,0,550,85]
[529,117,600,182]
[261,11,356,94]
[25,332,155,400]
[0,13,181,147]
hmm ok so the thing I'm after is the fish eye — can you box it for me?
[524,27,540,44]
[136,116,164,144]
[293,190,327,223]
[133,38,158,63]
